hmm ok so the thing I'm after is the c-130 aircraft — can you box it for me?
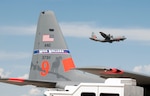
[89,32,126,43]
[0,11,150,96]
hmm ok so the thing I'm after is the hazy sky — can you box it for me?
[0,0,150,96]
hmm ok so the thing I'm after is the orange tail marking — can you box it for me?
[62,58,75,72]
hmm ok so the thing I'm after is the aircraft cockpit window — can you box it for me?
[81,92,96,96]
[100,93,119,96]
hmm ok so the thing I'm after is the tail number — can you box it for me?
[40,60,50,76]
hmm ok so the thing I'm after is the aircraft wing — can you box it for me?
[0,78,56,88]
[99,32,110,40]
[76,67,150,86]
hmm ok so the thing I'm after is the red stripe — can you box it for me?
[101,68,124,74]
[8,78,25,82]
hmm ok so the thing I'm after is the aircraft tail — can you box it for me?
[29,11,75,82]
[91,32,97,39]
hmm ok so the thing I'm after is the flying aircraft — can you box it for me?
[0,11,150,96]
[89,32,126,43]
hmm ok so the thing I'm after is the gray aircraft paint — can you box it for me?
[29,11,105,87]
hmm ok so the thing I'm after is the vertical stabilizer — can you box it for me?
[29,11,75,81]
[91,32,97,39]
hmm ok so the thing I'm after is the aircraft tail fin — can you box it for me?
[29,11,76,82]
[91,32,98,39]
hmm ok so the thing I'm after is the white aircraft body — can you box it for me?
[89,32,126,43]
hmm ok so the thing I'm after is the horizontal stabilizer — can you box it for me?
[0,78,56,88]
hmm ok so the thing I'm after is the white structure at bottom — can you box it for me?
[44,78,143,96]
